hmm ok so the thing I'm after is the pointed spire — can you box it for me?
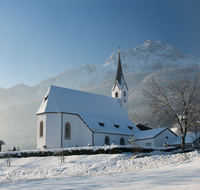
[115,47,124,86]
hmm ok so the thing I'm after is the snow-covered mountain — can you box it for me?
[1,40,199,110]
[35,40,200,91]
[0,40,200,150]
[104,40,199,71]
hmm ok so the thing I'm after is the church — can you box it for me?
[36,49,141,149]
[36,49,177,149]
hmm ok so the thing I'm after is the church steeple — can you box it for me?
[115,47,125,88]
[111,48,129,114]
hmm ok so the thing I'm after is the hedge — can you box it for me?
[0,145,177,159]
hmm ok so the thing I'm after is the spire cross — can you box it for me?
[119,47,120,52]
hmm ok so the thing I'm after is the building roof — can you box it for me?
[135,127,177,140]
[37,85,140,135]
[115,50,124,86]
[112,49,128,91]
[136,123,153,131]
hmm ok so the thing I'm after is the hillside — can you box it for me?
[0,40,200,150]
[0,151,199,189]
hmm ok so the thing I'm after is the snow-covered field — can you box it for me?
[0,151,200,189]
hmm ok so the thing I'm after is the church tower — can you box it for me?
[111,48,129,114]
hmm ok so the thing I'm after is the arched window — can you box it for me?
[104,136,110,145]
[39,121,43,138]
[120,137,125,145]
[65,122,71,140]
[124,91,126,96]
[115,92,118,98]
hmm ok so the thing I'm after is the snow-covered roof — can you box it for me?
[111,80,128,91]
[135,127,176,140]
[135,123,153,131]
[169,133,199,145]
[37,85,140,135]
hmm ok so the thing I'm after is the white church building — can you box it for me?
[36,49,178,149]
[36,49,141,149]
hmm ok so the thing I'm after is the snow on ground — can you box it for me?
[0,151,200,189]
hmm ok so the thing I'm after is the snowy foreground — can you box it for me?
[0,151,200,189]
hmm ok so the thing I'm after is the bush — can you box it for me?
[0,146,177,159]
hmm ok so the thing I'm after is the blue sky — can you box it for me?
[0,0,200,89]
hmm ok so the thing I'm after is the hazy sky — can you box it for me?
[0,0,200,89]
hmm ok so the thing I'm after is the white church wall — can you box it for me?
[112,84,122,99]
[121,85,128,114]
[112,84,128,114]
[37,114,46,149]
[94,133,130,146]
[45,113,62,149]
[122,96,128,114]
[62,114,93,148]
[154,129,176,147]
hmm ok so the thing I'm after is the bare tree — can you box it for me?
[143,74,200,150]
[56,149,65,163]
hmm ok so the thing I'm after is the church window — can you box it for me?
[39,121,43,138]
[124,99,126,103]
[65,122,71,140]
[114,124,119,128]
[104,136,110,145]
[124,91,126,96]
[120,137,125,145]
[127,126,133,130]
[115,92,118,98]
[99,122,105,127]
